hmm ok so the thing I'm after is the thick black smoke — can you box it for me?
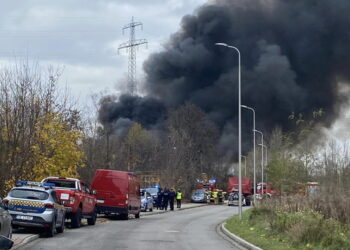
[99,94,166,136]
[100,0,350,153]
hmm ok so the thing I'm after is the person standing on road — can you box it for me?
[162,188,169,210]
[213,189,218,205]
[157,188,163,210]
[176,189,182,208]
[169,188,176,211]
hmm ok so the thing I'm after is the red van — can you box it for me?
[91,169,140,219]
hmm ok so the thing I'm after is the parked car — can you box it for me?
[3,181,65,237]
[144,187,159,205]
[191,189,207,203]
[140,190,153,212]
[0,235,13,250]
[42,177,97,228]
[0,199,12,239]
[227,192,247,206]
[91,169,141,220]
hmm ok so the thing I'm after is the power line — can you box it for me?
[118,17,147,96]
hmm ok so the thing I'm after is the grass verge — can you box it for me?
[225,208,350,250]
[225,209,295,250]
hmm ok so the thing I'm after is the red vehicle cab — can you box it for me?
[42,177,97,228]
[91,169,141,220]
[256,182,277,197]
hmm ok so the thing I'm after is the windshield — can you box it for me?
[10,189,49,200]
[45,179,76,189]
[145,188,158,195]
[193,190,205,196]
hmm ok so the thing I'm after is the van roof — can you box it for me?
[95,169,137,176]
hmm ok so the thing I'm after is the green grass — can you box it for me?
[225,209,318,250]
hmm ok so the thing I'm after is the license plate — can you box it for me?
[60,193,69,200]
[96,199,104,204]
[16,215,33,220]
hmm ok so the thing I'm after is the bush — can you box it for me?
[250,207,350,249]
[249,207,276,228]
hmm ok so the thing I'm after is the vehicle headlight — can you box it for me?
[69,197,75,204]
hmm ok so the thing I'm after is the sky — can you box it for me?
[0,0,207,106]
[1,0,349,141]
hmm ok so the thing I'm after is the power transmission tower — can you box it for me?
[118,17,148,95]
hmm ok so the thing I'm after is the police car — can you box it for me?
[3,181,66,237]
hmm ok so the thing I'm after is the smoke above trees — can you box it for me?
[99,0,350,156]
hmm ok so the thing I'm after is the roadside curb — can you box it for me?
[12,234,40,250]
[220,222,263,250]
[141,203,208,217]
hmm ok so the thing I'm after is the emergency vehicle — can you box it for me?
[42,177,97,228]
[4,181,65,237]
[227,177,252,206]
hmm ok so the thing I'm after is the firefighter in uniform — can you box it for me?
[212,189,219,205]
[176,189,182,208]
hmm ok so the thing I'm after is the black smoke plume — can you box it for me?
[98,94,166,136]
[100,0,350,154]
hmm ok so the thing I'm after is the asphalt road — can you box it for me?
[22,205,244,250]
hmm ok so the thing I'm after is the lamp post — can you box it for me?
[241,155,247,177]
[241,105,256,205]
[254,129,264,195]
[258,143,267,193]
[215,42,242,219]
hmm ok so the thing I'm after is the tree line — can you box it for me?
[1,62,348,198]
[0,64,83,197]
[0,63,228,197]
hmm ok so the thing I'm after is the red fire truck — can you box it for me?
[227,177,252,206]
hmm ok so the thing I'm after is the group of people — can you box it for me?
[156,188,182,211]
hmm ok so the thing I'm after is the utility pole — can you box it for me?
[118,17,147,95]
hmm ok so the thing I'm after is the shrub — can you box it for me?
[249,207,276,228]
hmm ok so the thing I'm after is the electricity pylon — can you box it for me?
[118,17,148,95]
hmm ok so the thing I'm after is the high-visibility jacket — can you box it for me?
[176,192,182,199]
[212,191,218,198]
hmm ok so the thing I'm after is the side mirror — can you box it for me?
[0,235,14,249]
[0,201,9,211]
[91,190,97,195]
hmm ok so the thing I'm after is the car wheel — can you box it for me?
[149,206,153,212]
[46,218,56,237]
[57,216,65,233]
[135,213,140,219]
[87,209,97,225]
[71,207,82,228]
[8,226,12,239]
[120,213,129,220]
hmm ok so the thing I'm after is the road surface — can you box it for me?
[22,205,244,250]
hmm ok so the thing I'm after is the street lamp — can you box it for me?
[258,143,268,190]
[254,129,264,195]
[215,42,242,219]
[241,155,247,177]
[241,105,256,205]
